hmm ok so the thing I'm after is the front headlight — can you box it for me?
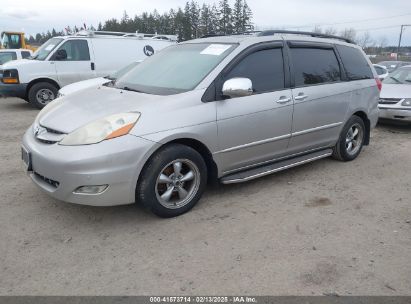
[401,99,411,107]
[59,112,141,146]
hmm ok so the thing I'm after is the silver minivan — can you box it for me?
[22,31,380,217]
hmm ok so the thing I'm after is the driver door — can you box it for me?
[52,39,95,87]
[215,44,294,174]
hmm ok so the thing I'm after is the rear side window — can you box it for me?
[336,45,373,80]
[56,40,90,61]
[21,51,31,59]
[290,48,341,86]
[225,48,285,93]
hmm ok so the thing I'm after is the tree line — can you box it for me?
[26,0,253,44]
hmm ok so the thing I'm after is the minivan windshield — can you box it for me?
[31,37,63,60]
[383,67,411,85]
[114,43,235,95]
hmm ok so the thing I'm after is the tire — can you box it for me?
[136,144,208,218]
[28,82,58,109]
[332,115,366,161]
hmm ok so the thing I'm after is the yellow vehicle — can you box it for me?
[0,31,37,51]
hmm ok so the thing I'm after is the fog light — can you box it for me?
[74,185,108,194]
[401,99,411,107]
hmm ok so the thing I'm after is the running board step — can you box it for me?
[220,149,333,184]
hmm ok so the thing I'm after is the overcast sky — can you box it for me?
[1,0,411,45]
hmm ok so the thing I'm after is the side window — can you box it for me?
[21,51,31,59]
[0,52,17,65]
[225,48,285,93]
[56,40,90,61]
[290,47,341,87]
[336,45,373,80]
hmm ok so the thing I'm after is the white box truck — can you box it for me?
[0,31,177,108]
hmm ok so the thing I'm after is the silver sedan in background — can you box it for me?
[379,65,411,123]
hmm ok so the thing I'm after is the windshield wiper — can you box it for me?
[389,76,402,84]
[121,86,144,93]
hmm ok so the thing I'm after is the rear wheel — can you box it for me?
[332,115,365,161]
[28,82,58,109]
[136,144,207,217]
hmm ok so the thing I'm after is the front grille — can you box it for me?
[34,172,60,188]
[379,98,402,105]
[44,127,64,135]
[34,125,66,144]
[36,138,57,144]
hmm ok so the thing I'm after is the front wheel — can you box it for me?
[136,144,207,217]
[332,115,365,161]
[28,82,58,109]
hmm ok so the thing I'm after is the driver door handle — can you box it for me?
[276,96,291,104]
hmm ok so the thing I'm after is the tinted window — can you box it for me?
[21,51,31,59]
[336,45,373,80]
[0,52,17,65]
[56,40,90,61]
[374,66,385,75]
[291,48,340,86]
[225,48,285,93]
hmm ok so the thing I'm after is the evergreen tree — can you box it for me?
[232,0,243,33]
[183,2,193,40]
[189,0,201,38]
[242,0,253,31]
[218,0,232,34]
[30,1,254,43]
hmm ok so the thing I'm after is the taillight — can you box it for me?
[375,77,382,91]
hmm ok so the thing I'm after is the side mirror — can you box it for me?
[222,78,253,99]
[54,49,67,61]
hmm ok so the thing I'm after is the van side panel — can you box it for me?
[90,38,174,77]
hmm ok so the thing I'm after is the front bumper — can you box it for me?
[0,83,27,99]
[378,106,411,122]
[22,129,160,206]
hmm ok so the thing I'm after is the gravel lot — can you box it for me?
[0,97,410,296]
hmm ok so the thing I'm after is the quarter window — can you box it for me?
[225,48,285,93]
[56,40,90,61]
[291,47,341,86]
[21,51,31,59]
[336,45,373,80]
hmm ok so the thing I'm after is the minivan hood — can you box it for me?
[380,83,411,99]
[39,86,161,133]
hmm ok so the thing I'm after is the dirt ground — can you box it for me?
[0,97,410,296]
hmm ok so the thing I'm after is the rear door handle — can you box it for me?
[91,62,95,71]
[276,96,291,104]
[294,94,308,101]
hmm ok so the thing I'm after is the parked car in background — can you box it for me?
[58,60,141,97]
[0,30,176,108]
[377,61,411,73]
[379,65,411,123]
[0,49,32,69]
[373,64,389,80]
[22,31,379,217]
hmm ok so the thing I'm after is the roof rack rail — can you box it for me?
[200,31,260,39]
[257,30,354,44]
[74,30,177,41]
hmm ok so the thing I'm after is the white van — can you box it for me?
[0,31,176,108]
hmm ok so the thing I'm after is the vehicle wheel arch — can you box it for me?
[137,137,218,189]
[26,78,60,98]
[352,110,370,145]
